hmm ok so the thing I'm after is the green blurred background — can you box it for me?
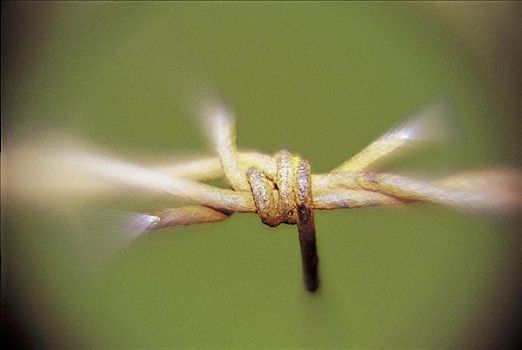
[2,2,521,349]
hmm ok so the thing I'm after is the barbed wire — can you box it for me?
[6,102,520,291]
[120,105,522,292]
[141,110,521,231]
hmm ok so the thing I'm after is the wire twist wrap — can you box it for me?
[247,150,320,291]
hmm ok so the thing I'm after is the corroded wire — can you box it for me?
[7,103,520,292]
[133,109,520,292]
[141,112,521,228]
[294,158,319,292]
[246,150,319,291]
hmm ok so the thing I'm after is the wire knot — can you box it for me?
[246,150,312,227]
[247,149,319,291]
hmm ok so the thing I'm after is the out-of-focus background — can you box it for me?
[2,2,521,349]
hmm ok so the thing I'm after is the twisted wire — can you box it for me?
[246,150,319,290]
[136,112,521,292]
[7,103,521,292]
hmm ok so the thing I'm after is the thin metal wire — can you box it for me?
[7,103,521,292]
[136,110,521,292]
[142,114,521,226]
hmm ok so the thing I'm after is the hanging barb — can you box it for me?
[247,150,320,292]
